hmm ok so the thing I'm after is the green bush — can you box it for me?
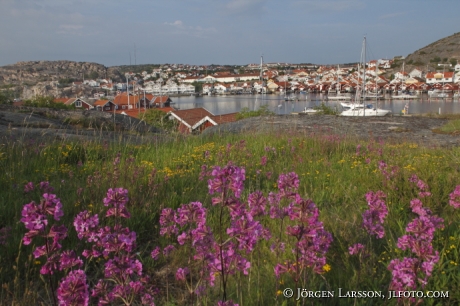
[24,96,76,110]
[236,105,275,120]
[142,108,177,130]
[314,102,339,115]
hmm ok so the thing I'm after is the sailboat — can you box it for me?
[341,36,390,117]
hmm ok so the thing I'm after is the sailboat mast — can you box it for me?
[362,36,366,116]
[260,56,264,103]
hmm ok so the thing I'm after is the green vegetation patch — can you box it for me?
[433,118,460,135]
[236,105,274,119]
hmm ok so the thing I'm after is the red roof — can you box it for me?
[170,108,214,127]
[94,99,114,106]
[113,93,141,106]
[54,98,68,104]
[426,71,454,78]
[210,113,237,124]
[151,96,170,103]
[115,108,146,119]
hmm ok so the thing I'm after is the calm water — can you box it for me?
[172,93,460,115]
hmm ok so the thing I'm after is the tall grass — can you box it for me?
[0,128,459,305]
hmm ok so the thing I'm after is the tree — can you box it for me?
[24,96,75,109]
[142,109,177,130]
[192,82,203,93]
[0,90,14,104]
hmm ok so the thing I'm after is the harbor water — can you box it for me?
[171,93,460,116]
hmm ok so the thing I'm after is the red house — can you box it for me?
[168,108,237,134]
[94,99,117,111]
[55,98,94,109]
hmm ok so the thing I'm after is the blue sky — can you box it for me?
[1,0,458,67]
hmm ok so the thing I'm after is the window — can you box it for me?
[75,100,82,107]
[105,106,111,110]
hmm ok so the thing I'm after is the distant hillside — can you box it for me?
[403,32,460,72]
[0,60,124,86]
[0,60,128,99]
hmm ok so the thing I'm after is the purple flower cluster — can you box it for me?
[448,185,460,209]
[277,172,300,197]
[348,243,365,256]
[103,187,130,218]
[158,201,217,292]
[57,269,89,306]
[378,161,399,182]
[362,191,388,239]
[260,156,267,166]
[157,164,271,302]
[208,164,246,201]
[24,182,34,193]
[409,174,431,198]
[388,197,444,295]
[73,188,155,305]
[20,188,77,275]
[270,174,332,281]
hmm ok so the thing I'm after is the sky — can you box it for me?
[1,0,459,67]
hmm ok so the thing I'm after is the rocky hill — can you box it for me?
[0,60,125,85]
[0,60,125,100]
[402,32,460,72]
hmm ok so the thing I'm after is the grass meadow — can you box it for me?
[0,128,459,305]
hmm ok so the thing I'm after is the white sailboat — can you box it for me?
[341,36,390,117]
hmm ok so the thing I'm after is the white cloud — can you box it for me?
[163,20,217,38]
[164,20,183,27]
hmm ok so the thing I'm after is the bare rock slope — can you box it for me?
[1,106,459,148]
[202,114,460,148]
[0,105,161,144]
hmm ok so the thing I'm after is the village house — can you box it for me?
[93,99,117,112]
[168,107,237,134]
[54,97,94,110]
[409,68,423,79]
[425,72,454,84]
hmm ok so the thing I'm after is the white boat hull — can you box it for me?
[391,94,419,99]
[328,95,352,101]
[341,108,390,116]
[301,107,318,115]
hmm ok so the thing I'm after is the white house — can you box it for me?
[393,71,409,81]
[409,68,423,79]
[425,72,454,84]
[454,71,460,83]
